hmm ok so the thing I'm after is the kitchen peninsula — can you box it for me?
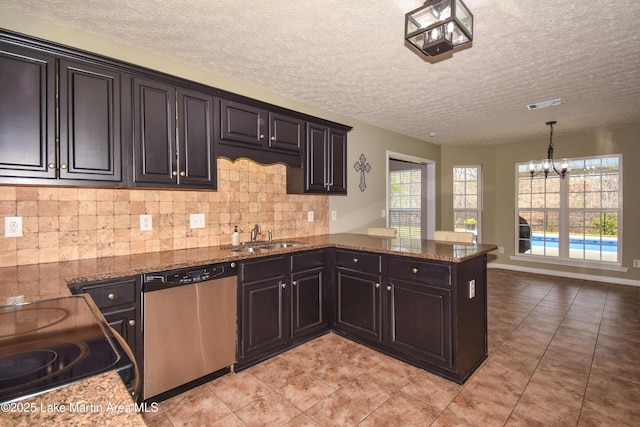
[1,234,496,425]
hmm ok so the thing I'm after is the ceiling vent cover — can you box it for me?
[527,98,563,110]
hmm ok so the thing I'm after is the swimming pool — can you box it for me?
[530,235,618,253]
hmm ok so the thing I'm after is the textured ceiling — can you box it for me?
[2,0,640,145]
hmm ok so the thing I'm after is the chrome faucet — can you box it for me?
[250,224,261,242]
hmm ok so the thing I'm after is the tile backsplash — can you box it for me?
[0,158,328,267]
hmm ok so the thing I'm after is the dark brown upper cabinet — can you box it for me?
[132,77,216,189]
[287,123,347,194]
[216,99,304,167]
[0,41,124,185]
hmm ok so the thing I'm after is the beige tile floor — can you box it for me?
[143,269,640,426]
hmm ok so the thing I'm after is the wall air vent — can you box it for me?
[527,98,563,110]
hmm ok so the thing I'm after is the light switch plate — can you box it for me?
[190,213,205,229]
[5,217,23,237]
[308,211,314,222]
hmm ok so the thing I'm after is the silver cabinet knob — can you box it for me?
[259,134,265,139]
[108,293,115,300]
[270,136,276,141]
[281,282,286,288]
[375,283,380,288]
[293,281,298,286]
[412,268,418,274]
[353,258,359,263]
[180,171,185,176]
[172,171,178,176]
[128,320,136,327]
[60,163,67,169]
[387,285,392,291]
[48,162,56,169]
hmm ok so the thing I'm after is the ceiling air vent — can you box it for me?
[527,98,563,110]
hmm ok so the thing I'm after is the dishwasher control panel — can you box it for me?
[143,262,237,292]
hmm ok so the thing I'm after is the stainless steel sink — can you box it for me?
[260,242,305,250]
[226,241,305,252]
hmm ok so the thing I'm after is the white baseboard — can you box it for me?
[488,262,640,288]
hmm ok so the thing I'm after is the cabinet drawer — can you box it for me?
[335,249,381,274]
[76,277,138,309]
[387,257,451,287]
[292,250,324,272]
[241,256,286,282]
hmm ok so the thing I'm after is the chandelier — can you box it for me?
[405,0,474,57]
[529,121,571,179]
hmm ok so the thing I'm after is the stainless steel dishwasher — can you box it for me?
[142,262,237,400]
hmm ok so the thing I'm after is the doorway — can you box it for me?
[386,151,435,239]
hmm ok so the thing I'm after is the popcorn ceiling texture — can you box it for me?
[0,159,328,267]
[1,1,639,145]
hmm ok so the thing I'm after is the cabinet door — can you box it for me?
[291,267,325,338]
[335,268,382,342]
[132,77,176,185]
[0,43,56,179]
[59,60,122,182]
[327,129,347,194]
[240,278,288,359]
[177,88,216,188]
[103,306,138,359]
[306,123,328,192]
[386,280,452,369]
[219,99,266,146]
[269,112,303,153]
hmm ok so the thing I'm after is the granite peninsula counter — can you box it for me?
[0,233,496,425]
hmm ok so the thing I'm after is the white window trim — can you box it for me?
[514,153,623,266]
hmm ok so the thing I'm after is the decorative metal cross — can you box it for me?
[353,154,371,192]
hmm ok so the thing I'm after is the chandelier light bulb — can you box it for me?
[431,27,440,40]
[543,159,551,171]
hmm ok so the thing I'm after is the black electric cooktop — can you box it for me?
[0,296,135,403]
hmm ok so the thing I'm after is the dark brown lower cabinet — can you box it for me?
[335,268,382,342]
[67,276,142,367]
[385,279,452,369]
[237,250,327,369]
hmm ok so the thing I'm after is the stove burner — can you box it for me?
[0,350,58,385]
[0,339,88,393]
[0,308,70,338]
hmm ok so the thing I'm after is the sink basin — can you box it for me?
[226,241,305,253]
[260,242,305,250]
[229,246,258,253]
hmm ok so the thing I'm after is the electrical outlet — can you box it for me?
[634,259,640,268]
[331,210,337,221]
[140,214,152,231]
[6,295,24,305]
[5,216,23,237]
[308,211,314,222]
[468,279,476,299]
[190,213,205,229]
[498,246,504,254]
[381,209,386,218]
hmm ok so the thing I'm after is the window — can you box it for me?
[516,154,621,264]
[389,165,422,238]
[453,166,481,242]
